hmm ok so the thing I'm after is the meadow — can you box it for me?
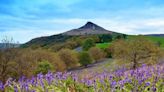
[0,63,163,92]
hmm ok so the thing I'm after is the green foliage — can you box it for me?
[99,34,112,43]
[78,51,92,67]
[35,60,54,74]
[113,34,127,40]
[82,38,95,51]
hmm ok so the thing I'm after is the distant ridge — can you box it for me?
[63,21,114,35]
[145,34,164,37]
[0,43,20,49]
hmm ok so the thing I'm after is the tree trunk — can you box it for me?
[133,53,137,69]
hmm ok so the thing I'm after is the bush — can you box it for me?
[35,60,54,74]
[58,49,79,69]
[14,49,66,78]
[78,52,92,67]
[82,38,95,51]
[89,47,106,62]
[99,34,112,43]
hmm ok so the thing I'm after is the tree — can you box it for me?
[1,36,15,49]
[111,36,160,69]
[113,34,126,40]
[0,37,17,83]
[32,49,66,72]
[82,38,95,51]
[78,52,92,67]
[14,48,66,78]
[155,41,161,47]
[35,60,54,74]
[58,49,79,69]
[99,34,112,43]
[89,47,106,62]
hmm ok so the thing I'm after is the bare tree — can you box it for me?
[1,36,15,49]
[0,36,17,83]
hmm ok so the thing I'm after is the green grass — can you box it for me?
[96,42,111,49]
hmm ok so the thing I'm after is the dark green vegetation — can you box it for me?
[82,38,96,51]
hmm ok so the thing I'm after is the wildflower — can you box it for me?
[14,86,18,92]
[0,81,4,91]
[145,82,150,86]
[86,80,92,86]
[110,81,117,87]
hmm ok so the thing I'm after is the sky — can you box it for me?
[0,0,164,43]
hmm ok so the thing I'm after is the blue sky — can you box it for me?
[0,0,164,43]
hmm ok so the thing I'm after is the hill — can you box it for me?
[22,22,122,49]
[145,34,164,37]
[63,22,114,35]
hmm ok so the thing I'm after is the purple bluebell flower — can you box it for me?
[0,81,4,91]
[14,86,18,92]
[86,80,92,86]
[31,90,36,92]
[110,81,117,87]
[145,82,150,86]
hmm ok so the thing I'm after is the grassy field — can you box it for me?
[96,42,111,49]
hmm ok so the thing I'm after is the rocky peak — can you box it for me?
[79,21,103,30]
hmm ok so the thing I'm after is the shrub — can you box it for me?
[35,60,54,74]
[89,47,106,62]
[58,49,79,69]
[82,38,95,51]
[99,34,112,43]
[78,51,92,67]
